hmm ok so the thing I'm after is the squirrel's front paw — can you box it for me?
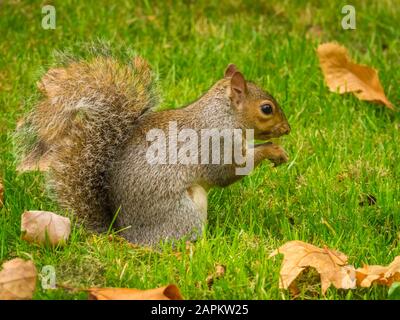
[267,144,289,167]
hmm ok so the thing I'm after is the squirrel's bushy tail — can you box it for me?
[16,54,158,231]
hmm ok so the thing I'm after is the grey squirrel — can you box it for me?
[16,55,290,245]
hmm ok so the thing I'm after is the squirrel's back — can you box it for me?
[16,55,158,231]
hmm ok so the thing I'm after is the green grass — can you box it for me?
[1,0,400,300]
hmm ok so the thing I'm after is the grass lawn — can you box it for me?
[0,0,399,300]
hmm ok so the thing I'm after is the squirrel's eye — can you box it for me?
[261,103,273,115]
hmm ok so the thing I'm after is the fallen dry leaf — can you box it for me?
[317,42,394,109]
[21,210,71,246]
[0,258,37,300]
[270,240,356,294]
[88,284,183,300]
[356,256,400,287]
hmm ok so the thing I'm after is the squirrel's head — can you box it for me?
[224,64,290,140]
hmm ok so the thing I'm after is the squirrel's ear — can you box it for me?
[224,64,239,78]
[229,71,247,107]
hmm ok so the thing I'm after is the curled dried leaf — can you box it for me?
[317,42,394,109]
[356,256,400,287]
[0,258,37,300]
[88,284,183,300]
[21,210,71,246]
[270,240,356,294]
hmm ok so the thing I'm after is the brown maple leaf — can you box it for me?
[317,42,394,109]
[270,240,356,294]
[356,256,400,287]
[21,211,71,246]
[87,284,183,300]
[0,258,37,300]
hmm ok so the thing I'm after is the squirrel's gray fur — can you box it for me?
[16,53,290,245]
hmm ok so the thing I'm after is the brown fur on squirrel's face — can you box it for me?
[224,64,291,141]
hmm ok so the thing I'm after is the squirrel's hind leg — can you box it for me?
[186,184,208,222]
[117,187,207,246]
